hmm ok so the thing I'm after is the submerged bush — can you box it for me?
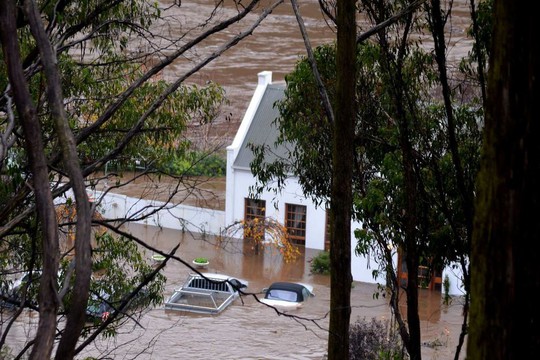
[349,317,407,360]
[443,274,452,305]
[310,251,330,275]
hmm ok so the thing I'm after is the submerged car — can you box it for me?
[86,291,113,321]
[260,281,314,309]
[1,271,43,309]
[164,272,249,315]
[85,282,153,322]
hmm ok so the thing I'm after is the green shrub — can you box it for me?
[443,274,452,305]
[349,317,407,360]
[194,257,208,264]
[310,251,330,275]
[0,345,12,360]
[160,152,226,177]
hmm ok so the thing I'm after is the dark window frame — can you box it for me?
[285,203,307,245]
[244,198,266,240]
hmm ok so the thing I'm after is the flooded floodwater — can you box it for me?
[155,0,472,144]
[3,225,466,359]
[76,1,471,358]
[4,1,472,358]
[155,0,339,144]
[74,223,466,360]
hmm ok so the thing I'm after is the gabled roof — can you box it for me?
[233,83,287,170]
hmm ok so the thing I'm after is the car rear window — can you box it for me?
[266,289,299,302]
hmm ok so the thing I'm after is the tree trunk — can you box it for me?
[22,1,93,358]
[327,0,356,358]
[0,2,60,358]
[396,75,422,359]
[468,0,540,358]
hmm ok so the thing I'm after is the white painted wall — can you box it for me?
[443,264,466,296]
[226,168,383,285]
[226,71,273,226]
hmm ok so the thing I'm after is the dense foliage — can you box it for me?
[252,40,481,283]
[0,0,273,357]
[159,151,227,177]
[250,1,490,358]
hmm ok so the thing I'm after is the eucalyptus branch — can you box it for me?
[357,0,427,44]
[83,0,283,176]
[290,0,335,124]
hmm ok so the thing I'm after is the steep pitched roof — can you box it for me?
[233,83,288,170]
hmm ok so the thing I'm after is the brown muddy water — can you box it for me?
[72,223,467,360]
[75,1,470,357]
[3,225,466,359]
[156,0,472,145]
[6,1,472,358]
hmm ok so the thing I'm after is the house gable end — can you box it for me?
[233,83,287,170]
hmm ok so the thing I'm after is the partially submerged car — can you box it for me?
[164,272,248,315]
[1,271,42,309]
[85,285,152,322]
[86,291,113,321]
[260,281,314,309]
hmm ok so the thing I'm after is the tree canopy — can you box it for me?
[250,0,489,358]
[0,0,282,358]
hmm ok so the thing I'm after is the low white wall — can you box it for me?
[94,191,225,235]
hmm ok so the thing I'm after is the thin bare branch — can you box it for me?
[290,0,335,124]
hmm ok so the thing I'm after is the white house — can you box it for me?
[225,71,465,296]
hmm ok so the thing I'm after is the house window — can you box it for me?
[285,203,307,245]
[244,198,266,239]
[397,250,443,291]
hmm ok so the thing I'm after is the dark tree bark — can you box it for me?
[22,1,93,358]
[468,0,540,358]
[327,0,356,358]
[0,1,60,358]
[396,63,422,360]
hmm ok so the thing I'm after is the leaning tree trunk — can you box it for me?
[468,0,540,358]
